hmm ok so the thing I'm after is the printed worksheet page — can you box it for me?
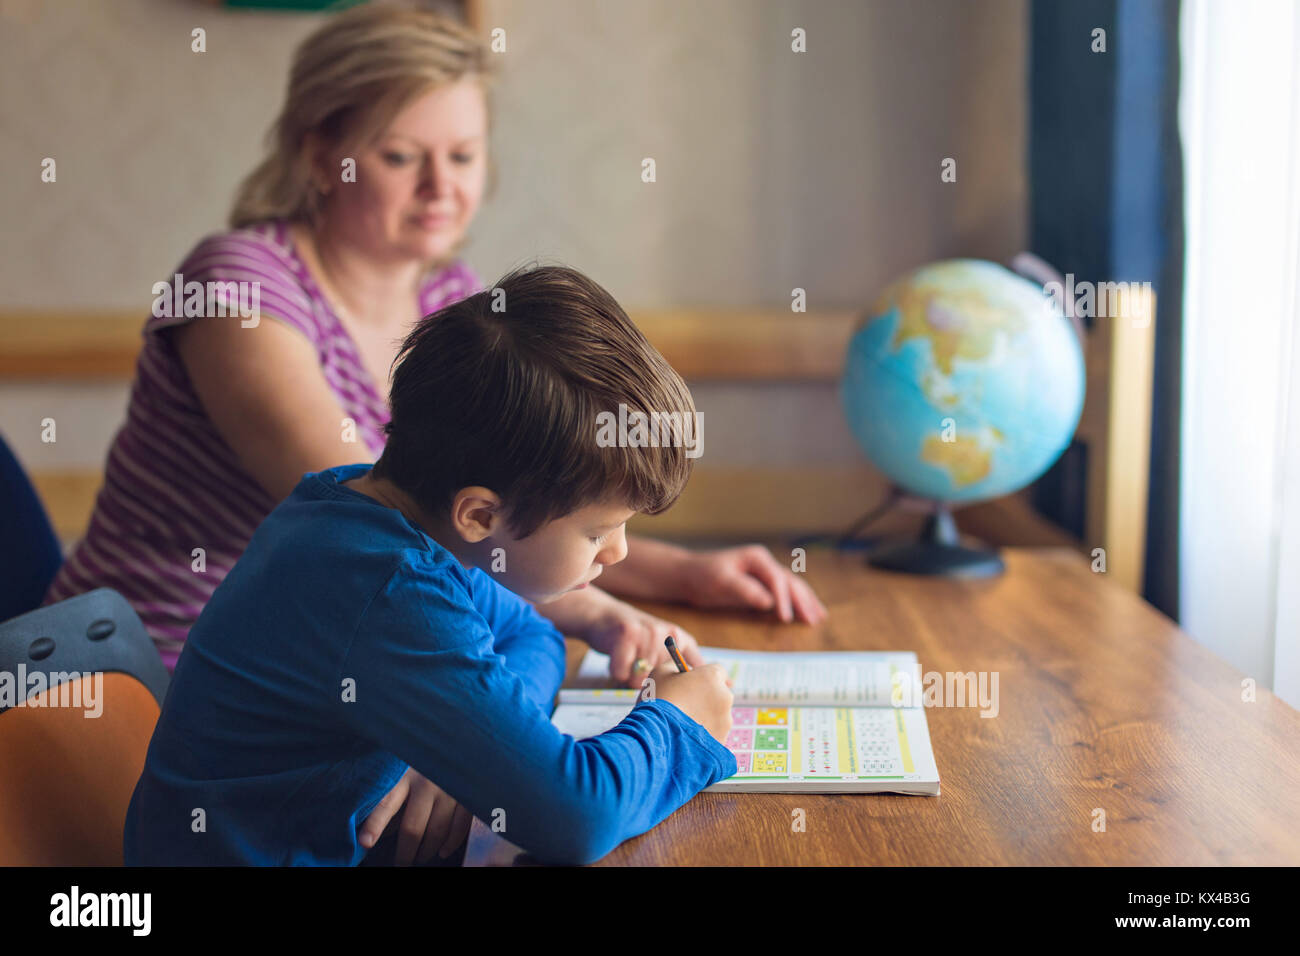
[566,646,922,707]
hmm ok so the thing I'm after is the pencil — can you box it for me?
[664,634,691,673]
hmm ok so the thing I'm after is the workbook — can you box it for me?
[552,647,940,795]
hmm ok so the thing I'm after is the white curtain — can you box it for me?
[1180,0,1300,706]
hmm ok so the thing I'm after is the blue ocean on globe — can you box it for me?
[840,259,1086,504]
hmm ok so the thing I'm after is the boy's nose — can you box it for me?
[598,528,629,566]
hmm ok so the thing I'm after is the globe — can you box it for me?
[839,258,1085,574]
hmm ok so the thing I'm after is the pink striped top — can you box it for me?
[43,219,481,671]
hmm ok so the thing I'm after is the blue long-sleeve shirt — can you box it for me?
[123,463,736,866]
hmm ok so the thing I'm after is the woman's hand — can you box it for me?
[540,586,705,687]
[359,767,472,865]
[584,599,706,688]
[676,545,828,624]
[592,537,828,625]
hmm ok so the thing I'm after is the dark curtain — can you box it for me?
[1027,0,1184,621]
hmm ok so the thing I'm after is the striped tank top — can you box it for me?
[43,219,481,671]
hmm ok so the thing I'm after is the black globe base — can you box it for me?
[866,505,1005,578]
[868,540,1005,577]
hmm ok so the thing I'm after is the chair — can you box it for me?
[0,588,170,865]
[0,433,63,623]
[1074,283,1157,593]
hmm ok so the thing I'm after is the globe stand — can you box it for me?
[867,504,1005,578]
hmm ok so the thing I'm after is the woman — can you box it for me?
[45,4,824,863]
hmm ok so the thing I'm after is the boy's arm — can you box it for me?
[335,561,737,866]
[466,567,567,715]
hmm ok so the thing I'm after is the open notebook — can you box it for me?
[552,647,940,794]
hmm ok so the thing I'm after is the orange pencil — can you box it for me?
[664,634,691,673]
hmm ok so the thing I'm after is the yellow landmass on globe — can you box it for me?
[921,434,993,487]
[920,369,961,409]
[882,280,1027,376]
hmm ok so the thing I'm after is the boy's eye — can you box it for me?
[383,152,413,165]
[452,152,475,164]
[589,534,607,545]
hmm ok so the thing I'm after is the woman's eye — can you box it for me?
[383,152,412,165]
[589,535,607,545]
[452,153,475,164]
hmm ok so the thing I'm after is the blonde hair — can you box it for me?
[229,1,495,258]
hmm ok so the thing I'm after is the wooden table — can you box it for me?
[464,546,1300,865]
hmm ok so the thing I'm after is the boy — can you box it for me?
[123,264,737,866]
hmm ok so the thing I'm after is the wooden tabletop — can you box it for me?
[464,545,1300,865]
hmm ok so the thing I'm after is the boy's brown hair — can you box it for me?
[371,264,697,537]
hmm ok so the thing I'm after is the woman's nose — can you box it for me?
[417,155,450,199]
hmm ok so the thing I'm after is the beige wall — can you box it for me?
[0,0,1025,505]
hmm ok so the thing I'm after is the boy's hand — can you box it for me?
[651,662,735,744]
[559,587,705,687]
[676,545,828,624]
[359,767,472,865]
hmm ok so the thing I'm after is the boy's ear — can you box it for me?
[448,486,504,542]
